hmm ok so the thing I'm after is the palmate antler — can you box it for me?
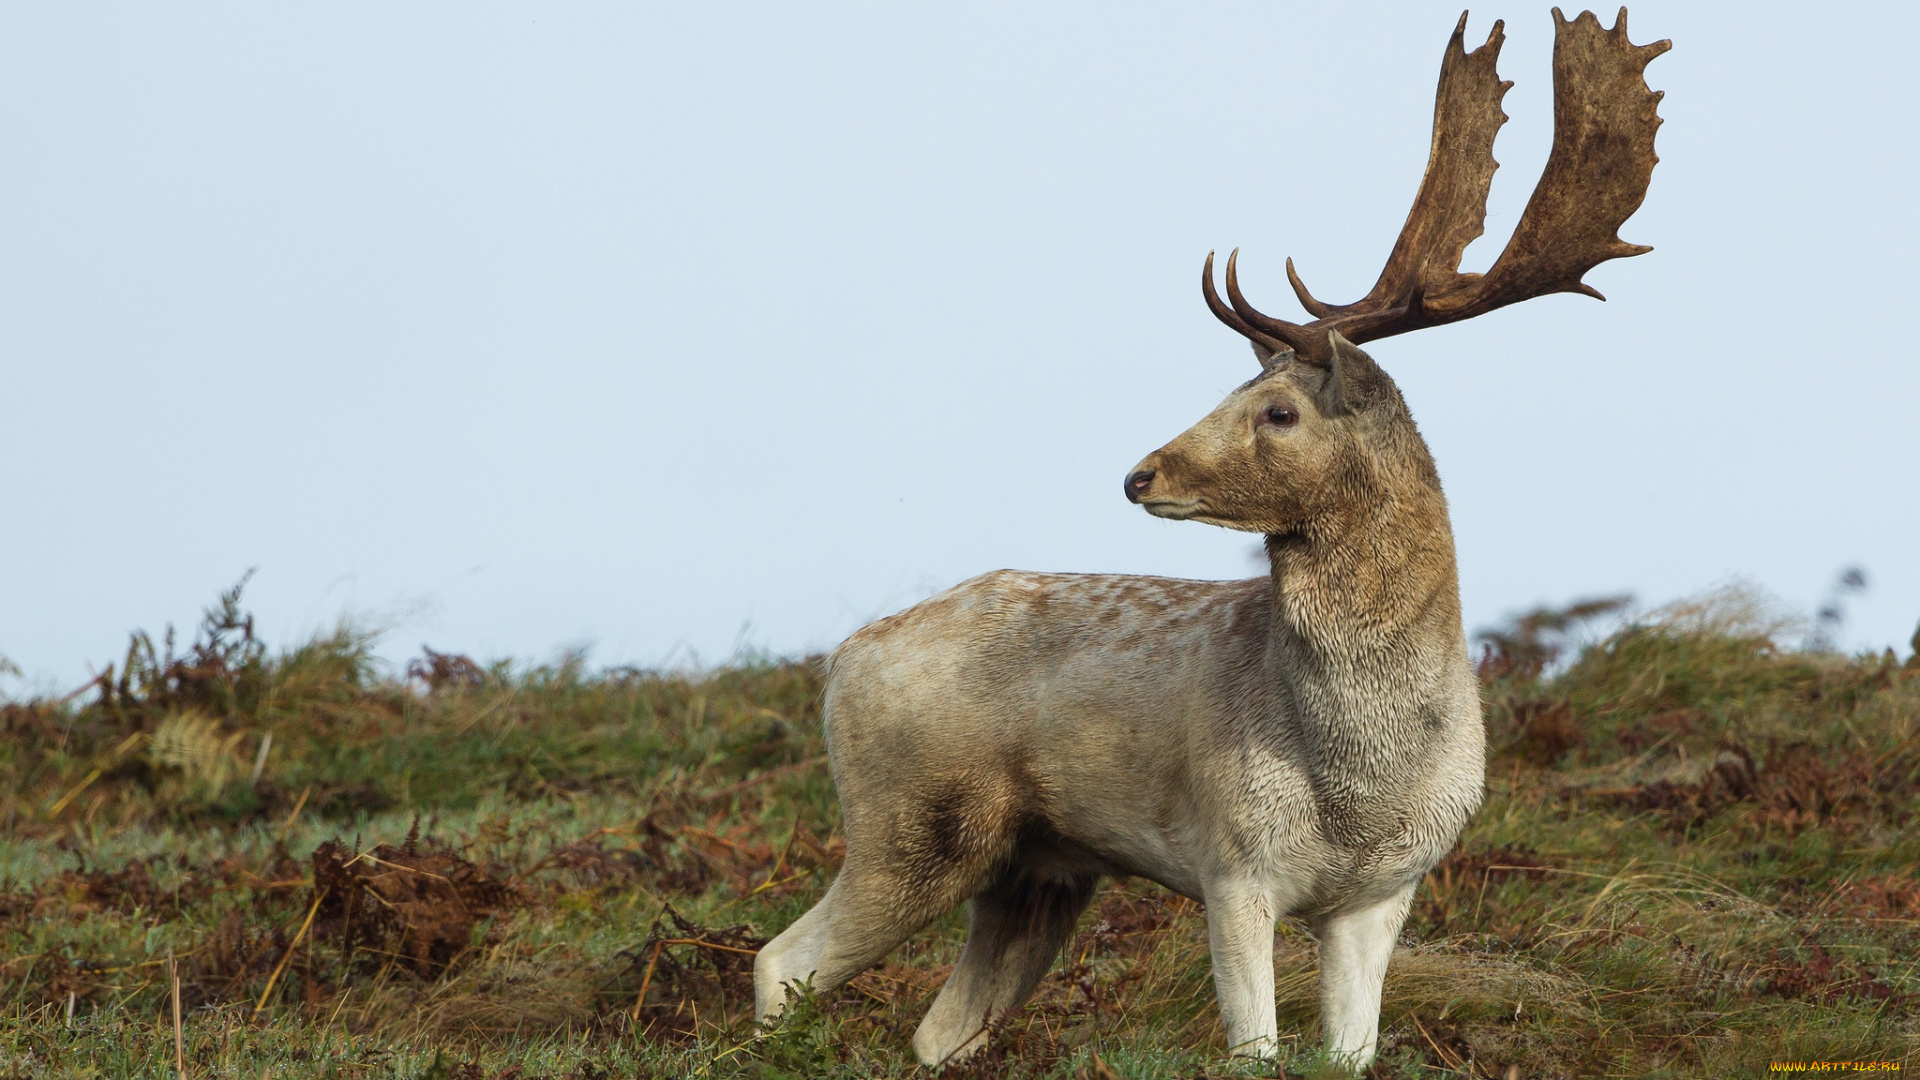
[1206,7,1670,364]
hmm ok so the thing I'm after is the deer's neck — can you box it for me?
[1266,482,1462,658]
[1261,471,1471,833]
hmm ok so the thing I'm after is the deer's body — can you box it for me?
[754,8,1667,1071]
[829,560,1483,913]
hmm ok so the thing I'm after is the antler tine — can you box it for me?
[1285,257,1335,319]
[1200,250,1292,358]
[1416,7,1669,326]
[1223,250,1323,359]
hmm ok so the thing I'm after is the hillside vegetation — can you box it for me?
[2,582,1918,1078]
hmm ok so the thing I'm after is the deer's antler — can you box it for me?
[1208,8,1669,365]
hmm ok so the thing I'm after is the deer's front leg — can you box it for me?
[1202,879,1278,1057]
[1313,883,1416,1071]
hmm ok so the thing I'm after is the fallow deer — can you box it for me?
[754,8,1667,1070]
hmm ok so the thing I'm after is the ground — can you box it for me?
[1,583,1917,1078]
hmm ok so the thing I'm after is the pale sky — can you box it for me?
[4,2,1916,693]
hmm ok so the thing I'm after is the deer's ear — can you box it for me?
[1310,332,1351,416]
[1251,340,1294,371]
[1315,331,1384,417]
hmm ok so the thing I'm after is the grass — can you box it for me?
[2,581,1918,1078]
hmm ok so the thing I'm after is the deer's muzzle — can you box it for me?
[1124,469,1156,504]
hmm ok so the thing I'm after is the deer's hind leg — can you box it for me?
[911,859,1100,1067]
[752,886,839,1019]
[754,770,1033,1023]
[754,859,962,1022]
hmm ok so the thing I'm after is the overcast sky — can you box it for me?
[3,2,1916,693]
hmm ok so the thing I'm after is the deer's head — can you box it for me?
[1127,9,1668,538]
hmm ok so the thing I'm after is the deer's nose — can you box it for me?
[1125,469,1156,503]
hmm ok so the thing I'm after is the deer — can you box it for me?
[754,7,1667,1071]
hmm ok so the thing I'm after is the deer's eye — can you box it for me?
[1263,405,1298,428]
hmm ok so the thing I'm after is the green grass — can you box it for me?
[2,583,1918,1078]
